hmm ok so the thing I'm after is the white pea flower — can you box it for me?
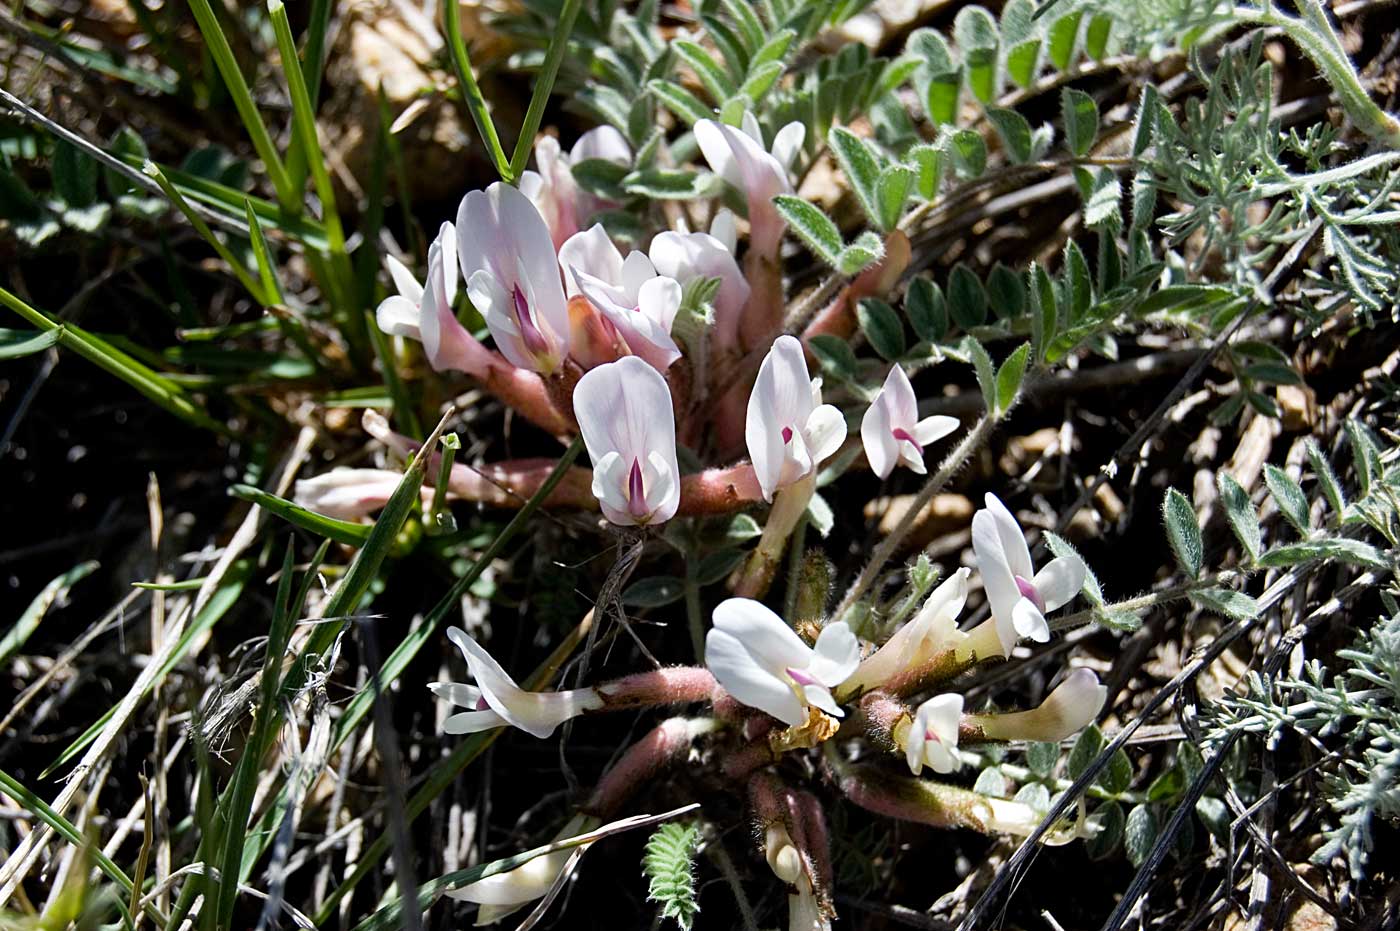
[520,126,632,248]
[433,627,602,738]
[292,468,425,520]
[973,668,1108,742]
[648,219,750,350]
[456,182,571,373]
[971,494,1088,657]
[843,568,969,696]
[860,366,959,479]
[904,693,963,776]
[560,224,683,370]
[705,598,859,726]
[375,221,482,373]
[746,335,846,502]
[448,812,599,925]
[573,356,681,526]
[694,113,805,258]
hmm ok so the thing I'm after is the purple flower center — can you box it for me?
[1015,575,1045,612]
[475,696,490,711]
[786,666,818,687]
[512,284,550,356]
[627,456,649,518]
[892,427,917,445]
[781,426,794,444]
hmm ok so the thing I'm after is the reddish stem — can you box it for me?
[800,230,911,355]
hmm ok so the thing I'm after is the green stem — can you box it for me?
[441,0,512,181]
[185,0,298,211]
[1236,3,1400,149]
[507,0,586,180]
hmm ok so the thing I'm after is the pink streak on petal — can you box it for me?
[627,456,649,518]
[786,666,817,686]
[1015,575,1045,612]
[892,427,917,444]
[781,426,794,444]
[513,284,550,357]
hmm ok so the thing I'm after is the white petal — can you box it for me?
[705,628,805,726]
[904,717,926,775]
[375,295,422,340]
[972,509,1023,658]
[443,709,508,734]
[803,403,847,467]
[747,336,816,501]
[1011,597,1050,643]
[428,681,482,708]
[574,357,678,520]
[293,468,402,520]
[710,208,738,253]
[983,493,1035,582]
[740,110,764,143]
[559,224,623,296]
[1033,555,1087,612]
[385,254,423,304]
[1035,668,1107,740]
[571,124,632,164]
[645,448,680,524]
[588,449,632,524]
[802,682,843,718]
[770,122,806,171]
[860,390,898,480]
[693,119,742,190]
[446,627,600,738]
[712,598,810,671]
[807,622,860,688]
[913,415,959,447]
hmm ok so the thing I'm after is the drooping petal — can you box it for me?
[1032,555,1087,612]
[705,628,805,726]
[806,622,860,688]
[802,682,844,718]
[449,813,594,914]
[293,468,408,520]
[445,627,600,738]
[442,709,508,734]
[1010,597,1050,643]
[1032,668,1106,740]
[428,681,482,708]
[375,294,422,340]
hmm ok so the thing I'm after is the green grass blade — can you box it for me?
[185,0,297,210]
[143,161,269,304]
[508,0,585,180]
[214,542,300,928]
[0,287,230,437]
[0,561,99,664]
[243,200,283,303]
[229,483,375,545]
[0,325,62,359]
[441,0,512,180]
[0,769,151,928]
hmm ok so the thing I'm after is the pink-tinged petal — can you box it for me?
[860,391,898,479]
[559,224,624,296]
[747,337,811,501]
[912,693,963,774]
[878,365,918,424]
[712,598,810,669]
[385,254,423,304]
[293,468,405,520]
[574,357,679,525]
[619,250,658,294]
[983,493,1035,582]
[807,621,860,688]
[705,628,805,726]
[375,294,422,341]
[1032,555,1087,612]
[588,450,632,524]
[849,569,968,693]
[913,415,959,447]
[804,403,847,467]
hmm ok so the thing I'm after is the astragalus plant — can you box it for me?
[0,0,1397,929]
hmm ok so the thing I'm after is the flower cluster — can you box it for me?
[304,126,1110,930]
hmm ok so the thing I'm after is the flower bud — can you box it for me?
[967,668,1107,743]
